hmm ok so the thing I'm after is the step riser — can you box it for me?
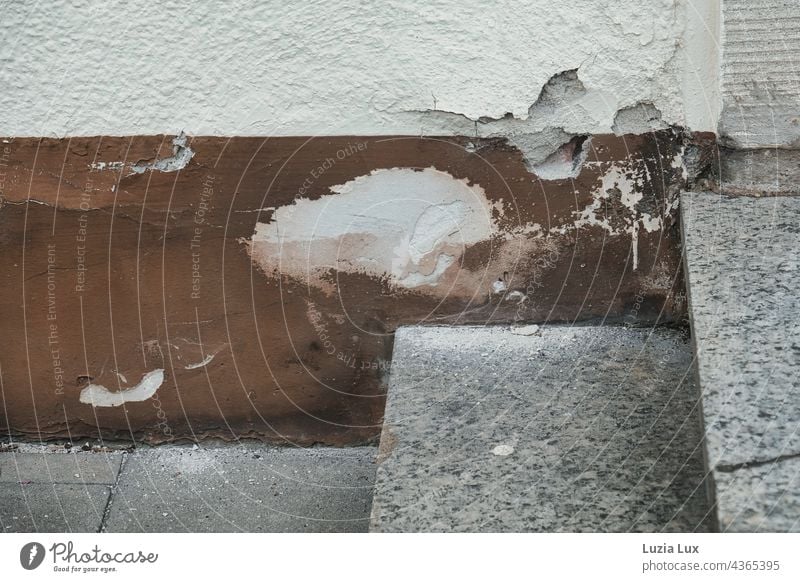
[682,192,800,531]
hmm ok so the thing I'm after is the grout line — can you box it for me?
[97,450,129,533]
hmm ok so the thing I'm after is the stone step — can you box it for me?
[681,191,800,532]
[370,325,712,532]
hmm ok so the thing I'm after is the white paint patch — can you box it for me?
[234,206,276,214]
[184,353,216,370]
[130,133,194,174]
[492,279,508,294]
[248,168,498,292]
[79,369,165,407]
[492,444,515,456]
[90,161,125,172]
[505,291,528,304]
[546,159,680,270]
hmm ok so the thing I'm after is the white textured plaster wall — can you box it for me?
[0,0,719,137]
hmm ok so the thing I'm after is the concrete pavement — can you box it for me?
[0,441,376,533]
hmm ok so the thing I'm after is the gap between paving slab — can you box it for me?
[0,445,123,533]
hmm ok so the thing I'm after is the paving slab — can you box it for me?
[681,191,800,532]
[370,325,712,532]
[104,444,376,532]
[0,451,122,484]
[0,483,110,532]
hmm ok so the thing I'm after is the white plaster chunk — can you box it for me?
[79,369,165,407]
[248,168,498,292]
[510,324,540,336]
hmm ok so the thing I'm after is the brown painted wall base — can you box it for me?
[0,131,714,444]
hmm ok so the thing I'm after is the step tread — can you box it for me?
[370,325,711,532]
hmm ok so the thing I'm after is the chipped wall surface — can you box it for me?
[0,0,718,137]
[0,132,713,443]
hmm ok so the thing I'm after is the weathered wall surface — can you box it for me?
[0,0,717,137]
[0,132,714,443]
[0,1,721,443]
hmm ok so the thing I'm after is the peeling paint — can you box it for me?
[491,279,508,294]
[131,133,194,174]
[79,369,165,407]
[184,353,216,370]
[544,151,685,270]
[90,161,125,172]
[612,102,668,135]
[248,167,499,294]
[85,133,195,177]
[506,291,528,304]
